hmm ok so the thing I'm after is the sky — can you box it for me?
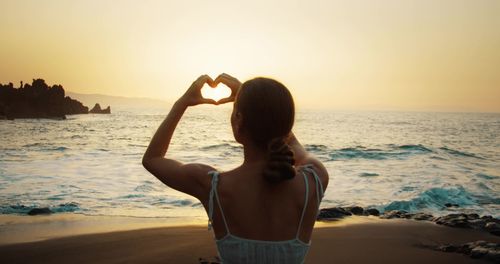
[1,0,499,112]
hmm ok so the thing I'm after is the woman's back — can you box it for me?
[205,163,325,263]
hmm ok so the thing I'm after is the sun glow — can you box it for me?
[201,83,232,102]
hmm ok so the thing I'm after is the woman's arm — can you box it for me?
[142,75,218,199]
[287,132,308,165]
[287,132,329,189]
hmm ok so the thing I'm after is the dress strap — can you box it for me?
[295,168,310,239]
[207,171,230,233]
[302,164,324,205]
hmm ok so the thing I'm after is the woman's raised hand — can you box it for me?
[212,73,242,104]
[179,75,218,107]
[178,73,242,107]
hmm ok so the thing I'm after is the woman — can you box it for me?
[143,73,329,263]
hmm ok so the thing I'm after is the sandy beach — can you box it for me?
[1,216,498,264]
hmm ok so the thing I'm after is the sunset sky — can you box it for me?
[1,0,499,112]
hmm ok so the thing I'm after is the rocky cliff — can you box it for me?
[89,103,111,114]
[0,79,108,119]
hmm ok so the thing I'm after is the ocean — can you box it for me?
[1,106,499,222]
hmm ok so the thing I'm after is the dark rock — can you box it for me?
[434,214,471,228]
[470,247,489,259]
[432,214,500,236]
[430,241,500,262]
[380,210,408,219]
[315,205,499,239]
[438,244,458,252]
[346,206,364,215]
[468,219,486,229]
[0,102,6,119]
[456,244,473,254]
[402,213,414,219]
[444,203,459,207]
[450,219,470,228]
[486,250,500,263]
[468,213,480,220]
[89,103,111,114]
[27,207,53,215]
[433,214,500,233]
[0,79,89,119]
[466,241,488,248]
[485,222,499,230]
[411,212,434,221]
[365,208,380,216]
[63,96,88,114]
[317,207,352,221]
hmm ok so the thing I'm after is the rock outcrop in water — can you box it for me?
[0,79,110,119]
[89,103,111,114]
[27,207,53,215]
[318,206,380,219]
[63,96,89,115]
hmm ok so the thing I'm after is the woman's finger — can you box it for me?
[214,73,237,83]
[207,77,217,87]
[216,96,235,104]
[195,75,213,88]
[221,73,235,80]
[213,74,228,86]
[200,98,218,105]
[215,75,240,91]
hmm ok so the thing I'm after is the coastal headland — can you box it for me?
[0,79,110,119]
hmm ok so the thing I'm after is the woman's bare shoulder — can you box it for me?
[296,156,329,189]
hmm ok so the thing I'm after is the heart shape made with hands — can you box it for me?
[201,82,232,102]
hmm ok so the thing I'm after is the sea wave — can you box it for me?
[200,143,242,151]
[328,144,432,161]
[119,194,146,199]
[304,144,329,152]
[151,198,194,207]
[21,143,69,152]
[134,184,156,192]
[381,187,478,213]
[439,147,485,160]
[396,144,433,152]
[303,144,486,162]
[476,173,499,180]
[359,172,379,177]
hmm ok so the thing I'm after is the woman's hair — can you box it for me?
[235,77,296,183]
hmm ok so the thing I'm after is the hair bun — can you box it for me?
[263,137,296,183]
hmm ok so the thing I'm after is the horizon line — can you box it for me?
[67,91,500,114]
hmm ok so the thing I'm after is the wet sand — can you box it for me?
[1,217,498,263]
